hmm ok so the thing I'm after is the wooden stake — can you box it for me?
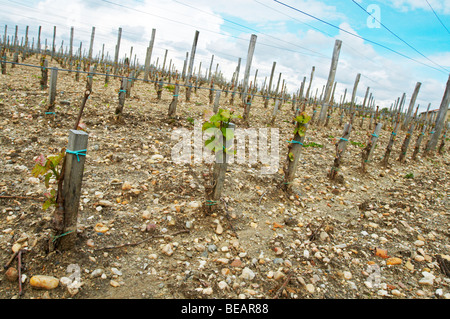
[402,82,421,130]
[57,130,88,250]
[319,39,342,124]
[168,83,180,117]
[361,122,382,172]
[47,67,58,112]
[283,120,308,191]
[242,34,257,120]
[424,74,450,154]
[329,123,352,180]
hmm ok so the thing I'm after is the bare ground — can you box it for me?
[0,56,449,300]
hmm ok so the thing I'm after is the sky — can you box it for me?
[1,0,449,113]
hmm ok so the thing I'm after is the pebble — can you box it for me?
[162,243,174,256]
[30,275,59,290]
[343,271,352,280]
[142,210,152,220]
[110,280,120,287]
[90,269,104,278]
[419,271,435,286]
[202,287,214,295]
[5,267,18,282]
[414,240,425,247]
[240,267,255,280]
[111,268,122,276]
[273,271,285,281]
[305,284,315,293]
[218,281,228,290]
[215,223,223,235]
[122,181,132,191]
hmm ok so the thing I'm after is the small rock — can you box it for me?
[162,243,174,256]
[98,200,113,207]
[419,271,435,286]
[111,268,122,276]
[386,257,402,265]
[110,280,120,287]
[202,287,213,295]
[273,271,285,281]
[414,240,425,247]
[122,181,132,191]
[30,275,59,290]
[90,269,104,278]
[215,223,223,235]
[230,259,243,267]
[305,284,315,293]
[240,267,255,280]
[343,271,352,280]
[405,260,414,271]
[5,267,18,282]
[218,281,228,290]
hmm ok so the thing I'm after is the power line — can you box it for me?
[273,0,449,75]
[173,0,329,60]
[351,0,449,73]
[253,0,389,88]
[425,0,450,35]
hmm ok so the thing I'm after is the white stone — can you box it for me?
[240,267,255,280]
[305,284,315,293]
[162,243,174,256]
[218,281,228,290]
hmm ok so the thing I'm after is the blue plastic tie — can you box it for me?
[287,140,303,146]
[173,94,179,97]
[372,133,379,138]
[45,112,55,115]
[119,89,126,93]
[430,131,435,134]
[391,132,396,136]
[66,149,87,162]
[340,138,348,141]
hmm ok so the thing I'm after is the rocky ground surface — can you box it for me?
[0,56,449,300]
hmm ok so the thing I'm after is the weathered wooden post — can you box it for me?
[318,39,342,124]
[39,56,48,89]
[87,26,95,66]
[349,73,361,124]
[424,74,450,155]
[402,82,421,130]
[382,113,400,166]
[282,114,309,191]
[361,122,382,172]
[185,30,199,102]
[270,99,281,126]
[205,122,235,214]
[113,27,122,75]
[242,34,257,121]
[46,67,58,113]
[68,26,74,72]
[412,126,427,160]
[56,129,89,250]
[438,122,449,154]
[398,106,419,162]
[144,29,156,82]
[329,123,352,180]
[360,87,370,127]
[51,26,56,60]
[0,47,6,75]
[213,90,221,114]
[305,66,315,100]
[168,83,180,117]
[115,76,128,121]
